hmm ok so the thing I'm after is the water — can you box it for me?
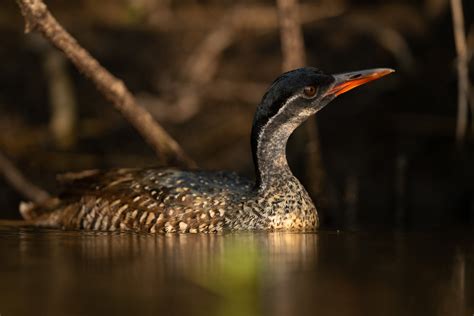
[0,222,473,316]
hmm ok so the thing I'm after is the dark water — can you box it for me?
[0,222,473,316]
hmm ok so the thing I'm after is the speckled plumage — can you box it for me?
[21,67,392,233]
[25,168,317,232]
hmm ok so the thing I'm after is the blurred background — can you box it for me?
[0,0,473,230]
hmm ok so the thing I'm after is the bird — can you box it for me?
[20,67,393,233]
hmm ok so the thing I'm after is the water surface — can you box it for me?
[0,222,472,316]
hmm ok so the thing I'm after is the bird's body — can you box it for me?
[27,168,317,232]
[21,67,392,233]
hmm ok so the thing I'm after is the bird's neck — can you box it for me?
[251,108,309,191]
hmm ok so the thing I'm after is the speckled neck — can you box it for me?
[251,96,311,191]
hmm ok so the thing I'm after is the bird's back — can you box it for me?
[24,168,254,233]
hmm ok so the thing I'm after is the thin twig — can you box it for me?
[347,16,415,72]
[139,79,267,122]
[137,12,236,124]
[450,0,470,145]
[171,12,237,122]
[467,25,474,137]
[44,48,78,149]
[276,0,328,207]
[204,80,268,104]
[16,0,194,167]
[0,150,50,204]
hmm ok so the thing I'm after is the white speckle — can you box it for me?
[145,213,155,225]
[110,199,121,207]
[132,196,141,202]
[93,213,104,230]
[139,212,148,224]
[147,202,158,209]
[179,222,188,231]
[118,204,128,213]
[139,198,150,207]
[111,204,128,227]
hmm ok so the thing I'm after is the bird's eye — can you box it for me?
[303,85,317,98]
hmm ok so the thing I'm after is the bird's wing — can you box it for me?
[56,168,140,198]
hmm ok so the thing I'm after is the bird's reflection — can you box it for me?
[1,225,472,316]
[8,228,319,316]
[74,232,319,275]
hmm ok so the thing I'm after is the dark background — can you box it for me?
[0,0,473,230]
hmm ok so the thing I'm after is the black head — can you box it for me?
[253,67,394,136]
[253,67,332,133]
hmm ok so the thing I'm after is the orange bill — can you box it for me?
[326,68,395,97]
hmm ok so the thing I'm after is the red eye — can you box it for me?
[303,85,317,97]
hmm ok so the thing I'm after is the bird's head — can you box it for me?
[253,67,394,132]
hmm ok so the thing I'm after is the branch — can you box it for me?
[16,0,194,167]
[276,0,306,70]
[0,150,50,204]
[450,0,470,145]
